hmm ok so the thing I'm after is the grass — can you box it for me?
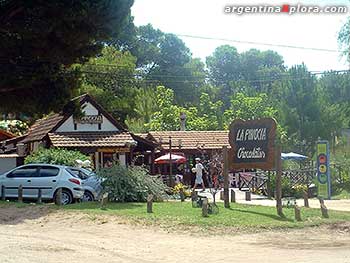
[63,201,350,231]
[0,200,35,208]
[332,190,350,199]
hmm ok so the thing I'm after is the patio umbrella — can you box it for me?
[281,152,308,161]
[154,153,187,164]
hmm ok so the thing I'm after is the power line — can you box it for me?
[175,34,342,53]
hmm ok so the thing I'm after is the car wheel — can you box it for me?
[82,191,94,202]
[59,189,73,205]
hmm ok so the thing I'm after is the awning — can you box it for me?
[154,153,187,164]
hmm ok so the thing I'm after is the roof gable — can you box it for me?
[22,94,126,143]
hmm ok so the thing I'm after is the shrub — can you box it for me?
[97,165,169,202]
[25,148,89,166]
[172,183,191,198]
[291,184,308,198]
[269,174,307,198]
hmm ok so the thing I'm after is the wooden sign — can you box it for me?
[97,147,130,153]
[75,115,103,124]
[228,118,276,170]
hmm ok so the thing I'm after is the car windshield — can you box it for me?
[66,167,96,179]
[80,168,96,178]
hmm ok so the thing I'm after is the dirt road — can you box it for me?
[0,206,350,263]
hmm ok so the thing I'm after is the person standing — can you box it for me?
[192,157,206,191]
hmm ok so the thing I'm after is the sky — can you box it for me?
[131,0,350,72]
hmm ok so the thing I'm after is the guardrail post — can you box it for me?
[180,188,185,202]
[1,185,5,201]
[37,189,42,204]
[100,193,108,210]
[191,190,198,207]
[303,191,309,208]
[202,198,208,217]
[147,194,153,213]
[294,205,302,221]
[230,189,236,203]
[319,198,329,218]
[18,185,23,203]
[55,188,62,205]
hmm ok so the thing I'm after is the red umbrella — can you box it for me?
[154,153,187,164]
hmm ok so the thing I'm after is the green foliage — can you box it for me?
[338,17,350,62]
[146,86,224,131]
[0,0,134,115]
[80,46,138,123]
[116,24,204,105]
[98,165,169,202]
[0,120,29,135]
[330,137,350,195]
[223,93,277,122]
[25,148,89,166]
[125,87,158,132]
[269,173,307,198]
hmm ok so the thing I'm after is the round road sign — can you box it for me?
[318,154,327,164]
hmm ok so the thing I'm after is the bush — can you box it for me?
[97,165,169,202]
[269,174,307,198]
[172,183,191,198]
[25,148,89,166]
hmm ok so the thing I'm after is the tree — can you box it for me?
[239,49,285,94]
[206,46,286,106]
[115,24,204,105]
[206,45,240,85]
[80,46,137,123]
[223,93,279,124]
[146,86,223,131]
[223,92,287,141]
[0,0,134,115]
[125,87,158,133]
[275,65,327,154]
[338,17,350,63]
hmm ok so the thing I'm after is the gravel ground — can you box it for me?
[0,205,350,263]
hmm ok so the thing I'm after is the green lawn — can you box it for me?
[333,190,350,199]
[63,201,350,231]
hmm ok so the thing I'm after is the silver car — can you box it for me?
[0,164,85,205]
[66,167,102,201]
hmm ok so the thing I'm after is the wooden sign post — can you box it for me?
[228,118,277,171]
[228,118,280,215]
[275,145,283,217]
[223,146,230,208]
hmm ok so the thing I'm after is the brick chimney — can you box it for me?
[179,112,186,131]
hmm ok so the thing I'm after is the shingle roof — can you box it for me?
[135,133,149,140]
[48,132,135,148]
[21,114,65,143]
[148,131,230,150]
[0,129,15,141]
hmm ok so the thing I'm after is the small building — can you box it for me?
[5,94,157,169]
[0,130,24,173]
[147,130,230,159]
[144,131,230,183]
